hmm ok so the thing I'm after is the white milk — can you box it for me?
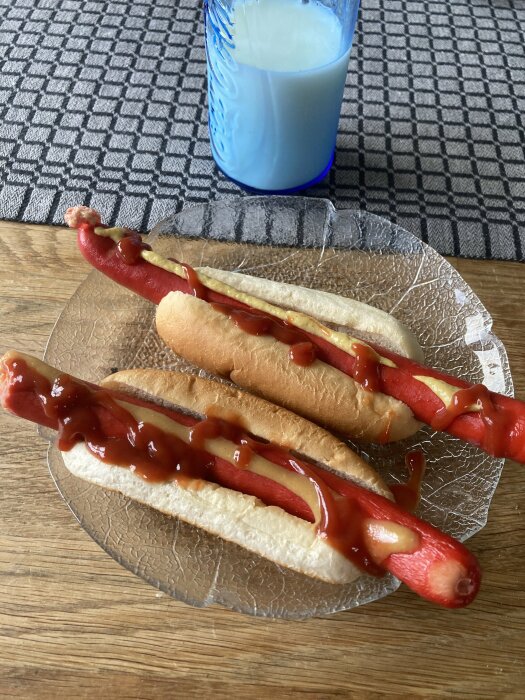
[206,0,350,191]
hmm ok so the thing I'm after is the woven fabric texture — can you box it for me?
[0,0,524,260]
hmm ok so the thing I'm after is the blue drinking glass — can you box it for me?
[204,0,360,193]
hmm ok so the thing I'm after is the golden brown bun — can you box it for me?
[60,369,392,585]
[156,292,420,443]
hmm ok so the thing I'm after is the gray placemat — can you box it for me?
[0,0,524,261]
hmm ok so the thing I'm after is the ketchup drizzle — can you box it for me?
[212,303,317,367]
[431,384,507,457]
[189,415,258,469]
[182,263,208,300]
[116,230,152,264]
[391,451,426,512]
[351,342,383,393]
[289,342,317,367]
[12,361,213,483]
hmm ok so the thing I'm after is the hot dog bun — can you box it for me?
[60,369,391,585]
[156,292,421,442]
[198,267,424,361]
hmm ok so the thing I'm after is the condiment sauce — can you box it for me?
[431,384,507,456]
[234,445,254,469]
[280,455,384,576]
[363,520,421,564]
[212,293,510,454]
[3,355,424,577]
[116,230,152,264]
[351,342,382,392]
[11,362,214,483]
[212,302,317,367]
[391,450,426,512]
[289,342,317,367]
[182,263,208,300]
[212,302,384,379]
[189,415,257,469]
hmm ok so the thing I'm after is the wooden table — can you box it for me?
[1,221,524,698]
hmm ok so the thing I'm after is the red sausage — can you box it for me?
[77,223,248,309]
[73,218,525,464]
[318,468,481,609]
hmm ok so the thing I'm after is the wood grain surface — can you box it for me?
[0,221,523,699]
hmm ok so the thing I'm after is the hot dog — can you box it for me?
[65,206,422,443]
[0,350,481,607]
[65,206,525,463]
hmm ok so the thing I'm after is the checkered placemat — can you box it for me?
[0,0,524,261]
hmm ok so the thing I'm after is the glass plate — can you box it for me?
[43,197,512,619]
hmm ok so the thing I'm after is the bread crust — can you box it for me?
[155,292,420,442]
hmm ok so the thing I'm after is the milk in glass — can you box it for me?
[206,0,352,191]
